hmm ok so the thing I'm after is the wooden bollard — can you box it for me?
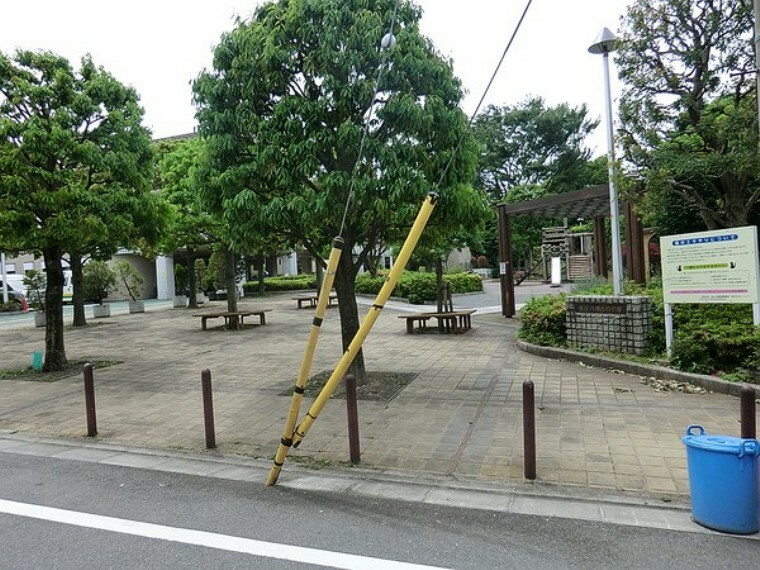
[201,369,216,449]
[83,363,97,437]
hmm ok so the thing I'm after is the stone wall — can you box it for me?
[566,295,652,355]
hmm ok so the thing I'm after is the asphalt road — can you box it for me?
[0,453,756,569]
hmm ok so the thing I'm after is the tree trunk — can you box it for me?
[187,250,198,309]
[333,246,368,385]
[43,249,67,371]
[436,258,445,332]
[70,254,87,327]
[225,246,239,328]
[315,257,324,293]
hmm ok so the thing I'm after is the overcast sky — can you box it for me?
[0,0,631,155]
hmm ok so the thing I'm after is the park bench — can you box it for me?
[292,293,338,309]
[193,309,270,330]
[398,309,476,335]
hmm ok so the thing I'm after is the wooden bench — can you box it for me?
[399,309,476,334]
[292,294,338,309]
[193,309,270,330]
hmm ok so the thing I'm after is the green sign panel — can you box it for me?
[660,226,760,304]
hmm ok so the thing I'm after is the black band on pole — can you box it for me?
[294,386,305,395]
[372,304,384,310]
[332,236,345,250]
[274,460,284,467]
[313,317,323,327]
[428,191,439,204]
[307,412,317,420]
[281,437,293,447]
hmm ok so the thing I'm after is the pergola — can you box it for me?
[497,184,645,317]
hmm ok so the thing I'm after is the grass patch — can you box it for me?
[282,370,418,401]
[0,359,121,382]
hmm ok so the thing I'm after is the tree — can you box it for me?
[616,0,759,230]
[193,0,485,380]
[155,137,218,308]
[470,99,603,268]
[0,50,157,370]
[472,98,599,202]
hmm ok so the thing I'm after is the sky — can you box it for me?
[0,0,631,156]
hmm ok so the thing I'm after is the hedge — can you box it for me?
[516,278,760,378]
[355,271,482,304]
[243,275,316,294]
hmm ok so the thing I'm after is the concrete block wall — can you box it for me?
[566,295,652,355]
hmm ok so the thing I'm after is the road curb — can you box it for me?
[517,340,760,398]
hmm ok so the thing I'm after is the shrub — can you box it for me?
[83,261,116,305]
[114,261,144,302]
[518,294,567,346]
[243,274,317,294]
[355,271,482,303]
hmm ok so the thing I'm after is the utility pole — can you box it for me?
[755,0,760,325]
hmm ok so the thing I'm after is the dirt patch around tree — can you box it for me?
[282,370,418,401]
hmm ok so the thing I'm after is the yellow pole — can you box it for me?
[292,192,438,449]
[266,237,344,486]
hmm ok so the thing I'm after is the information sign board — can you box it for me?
[660,226,760,304]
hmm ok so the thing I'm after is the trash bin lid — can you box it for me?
[682,434,760,457]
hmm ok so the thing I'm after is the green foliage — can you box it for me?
[206,250,226,291]
[243,275,317,294]
[23,270,46,312]
[0,300,22,312]
[473,97,599,202]
[83,261,116,305]
[670,304,760,375]
[192,0,485,271]
[174,264,188,295]
[113,261,144,302]
[355,271,482,303]
[617,0,758,229]
[518,294,568,346]
[194,258,207,292]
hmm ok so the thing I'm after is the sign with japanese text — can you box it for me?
[660,226,760,304]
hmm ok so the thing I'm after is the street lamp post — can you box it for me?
[589,27,624,296]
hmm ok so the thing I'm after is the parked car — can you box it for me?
[0,279,29,312]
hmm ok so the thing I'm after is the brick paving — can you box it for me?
[0,287,746,496]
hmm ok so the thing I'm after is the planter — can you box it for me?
[92,304,110,319]
[173,295,187,308]
[128,300,145,314]
[34,312,46,328]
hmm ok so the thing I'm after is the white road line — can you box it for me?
[0,499,447,570]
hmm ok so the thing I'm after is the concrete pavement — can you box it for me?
[0,282,751,503]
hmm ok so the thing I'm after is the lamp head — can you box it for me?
[588,27,617,54]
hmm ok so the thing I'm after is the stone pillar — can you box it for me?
[155,256,175,300]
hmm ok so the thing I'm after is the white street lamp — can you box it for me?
[589,27,624,296]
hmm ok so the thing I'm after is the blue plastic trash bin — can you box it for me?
[682,425,760,534]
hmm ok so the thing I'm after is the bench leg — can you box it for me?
[406,320,414,334]
[201,317,207,331]
[260,314,266,325]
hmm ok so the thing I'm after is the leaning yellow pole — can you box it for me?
[291,192,438,449]
[266,237,344,486]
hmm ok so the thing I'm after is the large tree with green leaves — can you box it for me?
[617,0,759,230]
[193,0,486,380]
[472,98,600,203]
[0,50,157,370]
[154,136,220,308]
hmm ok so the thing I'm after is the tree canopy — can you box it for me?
[616,0,758,230]
[472,97,599,203]
[193,0,487,379]
[0,50,159,369]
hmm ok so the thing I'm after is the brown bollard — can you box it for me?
[523,379,536,480]
[345,374,361,464]
[201,369,216,449]
[83,363,97,437]
[740,386,756,439]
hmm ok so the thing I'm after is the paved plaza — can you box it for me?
[0,283,748,498]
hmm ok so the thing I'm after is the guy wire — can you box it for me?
[339,0,400,238]
[434,0,533,190]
